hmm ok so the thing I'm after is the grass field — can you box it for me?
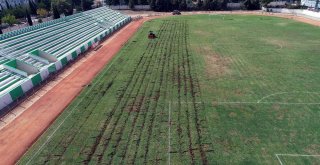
[19,15,320,164]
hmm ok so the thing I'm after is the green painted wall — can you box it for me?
[72,51,77,59]
[5,60,17,68]
[9,86,24,100]
[61,57,68,66]
[81,46,86,53]
[31,74,42,86]
[48,64,56,73]
[88,41,92,47]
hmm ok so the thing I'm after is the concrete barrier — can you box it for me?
[266,8,320,20]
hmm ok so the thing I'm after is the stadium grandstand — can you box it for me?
[0,7,131,112]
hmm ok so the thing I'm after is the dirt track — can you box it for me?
[0,12,318,165]
[0,18,147,165]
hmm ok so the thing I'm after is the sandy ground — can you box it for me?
[0,18,147,165]
[0,10,318,165]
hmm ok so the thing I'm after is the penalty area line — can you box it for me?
[275,154,320,165]
[213,101,320,105]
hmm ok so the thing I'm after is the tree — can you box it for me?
[2,14,17,26]
[37,8,48,18]
[139,0,149,5]
[171,0,180,9]
[260,0,273,7]
[149,0,156,10]
[71,0,82,6]
[5,0,11,9]
[96,1,103,7]
[37,2,47,9]
[82,0,94,11]
[112,0,120,5]
[179,0,187,10]
[52,0,73,15]
[210,0,220,10]
[155,0,163,11]
[38,0,51,10]
[219,0,228,10]
[0,19,3,34]
[5,6,26,19]
[29,0,37,14]
[52,5,60,19]
[105,0,112,5]
[243,0,260,10]
[202,0,210,10]
[197,0,203,9]
[129,0,135,9]
[155,0,170,11]
[26,9,33,26]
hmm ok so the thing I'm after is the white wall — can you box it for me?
[268,8,320,20]
[301,0,317,8]
[109,3,243,10]
[227,3,242,9]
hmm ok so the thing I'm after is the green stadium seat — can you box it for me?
[0,7,131,104]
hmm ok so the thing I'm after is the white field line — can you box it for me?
[275,154,284,165]
[214,101,320,105]
[172,101,320,105]
[257,91,320,103]
[275,154,320,165]
[171,101,202,104]
[25,52,121,165]
[168,101,171,165]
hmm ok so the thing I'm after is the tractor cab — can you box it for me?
[148,31,157,39]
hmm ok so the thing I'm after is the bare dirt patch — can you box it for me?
[229,112,237,118]
[205,54,231,77]
[262,37,289,49]
[304,144,320,155]
[197,46,231,78]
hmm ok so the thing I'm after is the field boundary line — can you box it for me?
[171,101,202,104]
[275,153,320,165]
[257,91,320,103]
[172,101,320,105]
[25,51,121,165]
[168,101,171,165]
[214,101,320,105]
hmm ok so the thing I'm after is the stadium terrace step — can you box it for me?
[0,7,132,111]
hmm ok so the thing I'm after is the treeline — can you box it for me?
[105,0,263,11]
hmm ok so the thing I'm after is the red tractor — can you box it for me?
[148,31,157,39]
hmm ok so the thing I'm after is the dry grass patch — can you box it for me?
[196,46,231,78]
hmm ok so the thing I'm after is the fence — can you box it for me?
[108,3,243,10]
[108,5,151,10]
